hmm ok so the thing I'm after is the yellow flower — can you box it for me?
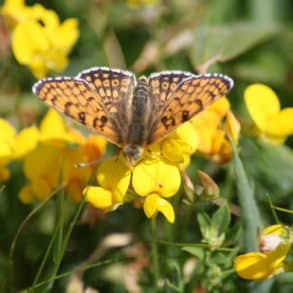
[192,97,240,163]
[160,122,198,168]
[244,84,293,144]
[0,118,16,161]
[18,110,106,203]
[132,158,181,223]
[0,117,42,181]
[19,142,98,203]
[234,225,291,280]
[84,116,198,222]
[21,144,62,201]
[0,118,17,181]
[12,17,78,78]
[1,0,79,78]
[127,0,157,7]
[84,156,131,210]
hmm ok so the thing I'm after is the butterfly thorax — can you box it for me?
[122,144,144,166]
[123,76,150,165]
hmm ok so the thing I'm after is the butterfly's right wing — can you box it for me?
[147,73,234,144]
[32,67,137,147]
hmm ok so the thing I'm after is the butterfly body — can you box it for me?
[32,67,234,165]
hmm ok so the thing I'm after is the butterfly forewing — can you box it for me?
[147,74,233,144]
[32,67,137,146]
[77,67,136,113]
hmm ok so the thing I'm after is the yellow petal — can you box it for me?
[209,96,230,118]
[132,159,181,197]
[234,252,271,280]
[192,110,220,154]
[23,145,61,188]
[143,193,175,223]
[13,126,39,158]
[174,122,198,154]
[12,20,49,64]
[39,109,68,142]
[61,148,91,183]
[0,119,16,160]
[30,4,59,28]
[127,0,157,7]
[54,18,79,52]
[81,135,107,163]
[162,123,198,165]
[264,108,293,143]
[234,243,290,280]
[263,224,286,236]
[0,118,16,142]
[0,143,13,160]
[84,186,113,209]
[244,84,280,131]
[161,139,185,163]
[266,242,291,271]
[211,129,225,155]
[225,110,241,144]
[31,178,52,200]
[0,165,11,181]
[97,157,131,202]
[19,184,34,204]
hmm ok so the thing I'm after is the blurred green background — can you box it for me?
[0,0,292,292]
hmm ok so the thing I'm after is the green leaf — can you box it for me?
[197,212,211,239]
[182,247,204,260]
[211,204,231,236]
[189,22,278,68]
[231,139,261,251]
[241,138,293,200]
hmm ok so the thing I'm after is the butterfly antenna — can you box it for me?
[75,154,119,168]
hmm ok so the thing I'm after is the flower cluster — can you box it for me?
[234,225,292,280]
[84,121,198,223]
[0,109,106,203]
[0,0,79,78]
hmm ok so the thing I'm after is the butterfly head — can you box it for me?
[122,144,144,166]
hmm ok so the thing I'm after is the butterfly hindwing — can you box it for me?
[146,71,196,131]
[77,67,137,141]
[147,74,234,144]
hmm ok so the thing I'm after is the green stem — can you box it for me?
[151,218,160,289]
[32,222,60,289]
[45,196,85,291]
[45,189,65,291]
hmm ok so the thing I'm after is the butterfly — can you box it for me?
[32,67,233,165]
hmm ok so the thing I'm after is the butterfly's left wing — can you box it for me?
[32,67,137,147]
[147,73,234,144]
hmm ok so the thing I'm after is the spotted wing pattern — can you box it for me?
[32,67,136,146]
[147,73,234,144]
[146,71,195,131]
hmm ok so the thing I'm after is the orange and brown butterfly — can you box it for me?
[32,67,233,165]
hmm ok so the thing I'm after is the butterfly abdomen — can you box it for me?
[126,76,149,145]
